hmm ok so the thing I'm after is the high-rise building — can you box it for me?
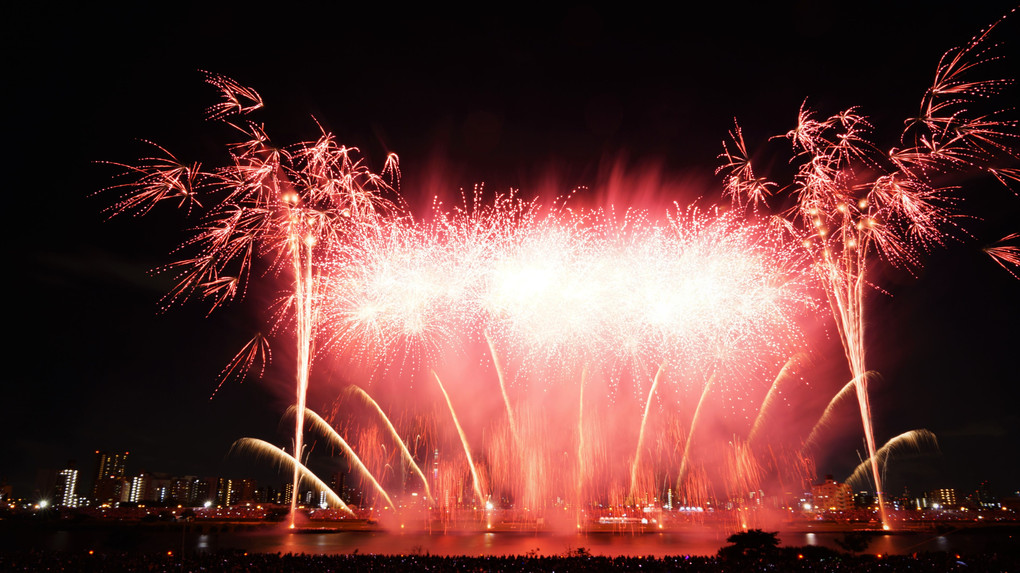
[171,476,199,505]
[148,473,173,503]
[128,473,149,504]
[55,464,79,508]
[92,451,129,505]
[236,479,257,504]
[216,478,234,506]
[331,471,352,504]
[194,478,217,506]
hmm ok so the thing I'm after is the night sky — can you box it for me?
[6,2,1018,501]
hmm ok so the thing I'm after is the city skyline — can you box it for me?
[6,2,1019,503]
[21,447,1012,514]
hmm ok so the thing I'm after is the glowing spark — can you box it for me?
[103,76,400,527]
[211,333,271,398]
[630,364,666,500]
[802,372,877,452]
[485,330,520,450]
[431,370,486,504]
[721,15,1017,527]
[748,353,807,445]
[844,430,940,489]
[677,373,717,485]
[230,438,355,517]
[343,386,433,503]
[287,407,395,510]
[985,233,1020,279]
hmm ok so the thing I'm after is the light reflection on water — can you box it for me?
[11,526,1015,557]
[252,531,729,557]
[213,529,932,557]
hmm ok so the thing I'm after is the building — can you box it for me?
[929,488,957,509]
[147,473,173,503]
[128,472,149,504]
[92,451,129,505]
[55,465,79,508]
[235,479,257,504]
[811,475,852,511]
[976,481,998,508]
[193,477,218,506]
[853,490,874,508]
[215,478,235,506]
[171,476,200,505]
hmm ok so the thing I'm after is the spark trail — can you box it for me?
[288,407,396,511]
[104,73,399,527]
[344,386,434,502]
[485,330,521,451]
[103,12,1017,524]
[231,438,355,517]
[802,373,876,453]
[630,364,666,500]
[718,13,1018,527]
[748,354,805,445]
[678,372,717,485]
[845,430,940,490]
[432,370,486,505]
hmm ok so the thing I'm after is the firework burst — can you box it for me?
[719,12,1018,528]
[102,72,400,525]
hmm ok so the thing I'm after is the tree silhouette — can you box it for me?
[719,529,781,559]
[835,531,873,555]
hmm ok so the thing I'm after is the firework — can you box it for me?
[844,430,940,491]
[343,385,434,502]
[984,233,1020,279]
[719,13,1018,528]
[320,199,810,386]
[230,437,355,516]
[102,9,1017,531]
[103,71,400,526]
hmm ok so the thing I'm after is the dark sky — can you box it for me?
[5,2,1018,501]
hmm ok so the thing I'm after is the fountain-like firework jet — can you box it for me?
[103,74,399,528]
[677,372,717,485]
[231,437,355,517]
[484,330,520,450]
[718,14,1018,527]
[431,370,486,504]
[319,201,810,511]
[343,386,433,503]
[802,372,876,452]
[748,354,806,445]
[822,224,888,527]
[289,213,314,526]
[629,364,666,501]
[576,365,587,528]
[844,430,940,490]
[286,407,396,511]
